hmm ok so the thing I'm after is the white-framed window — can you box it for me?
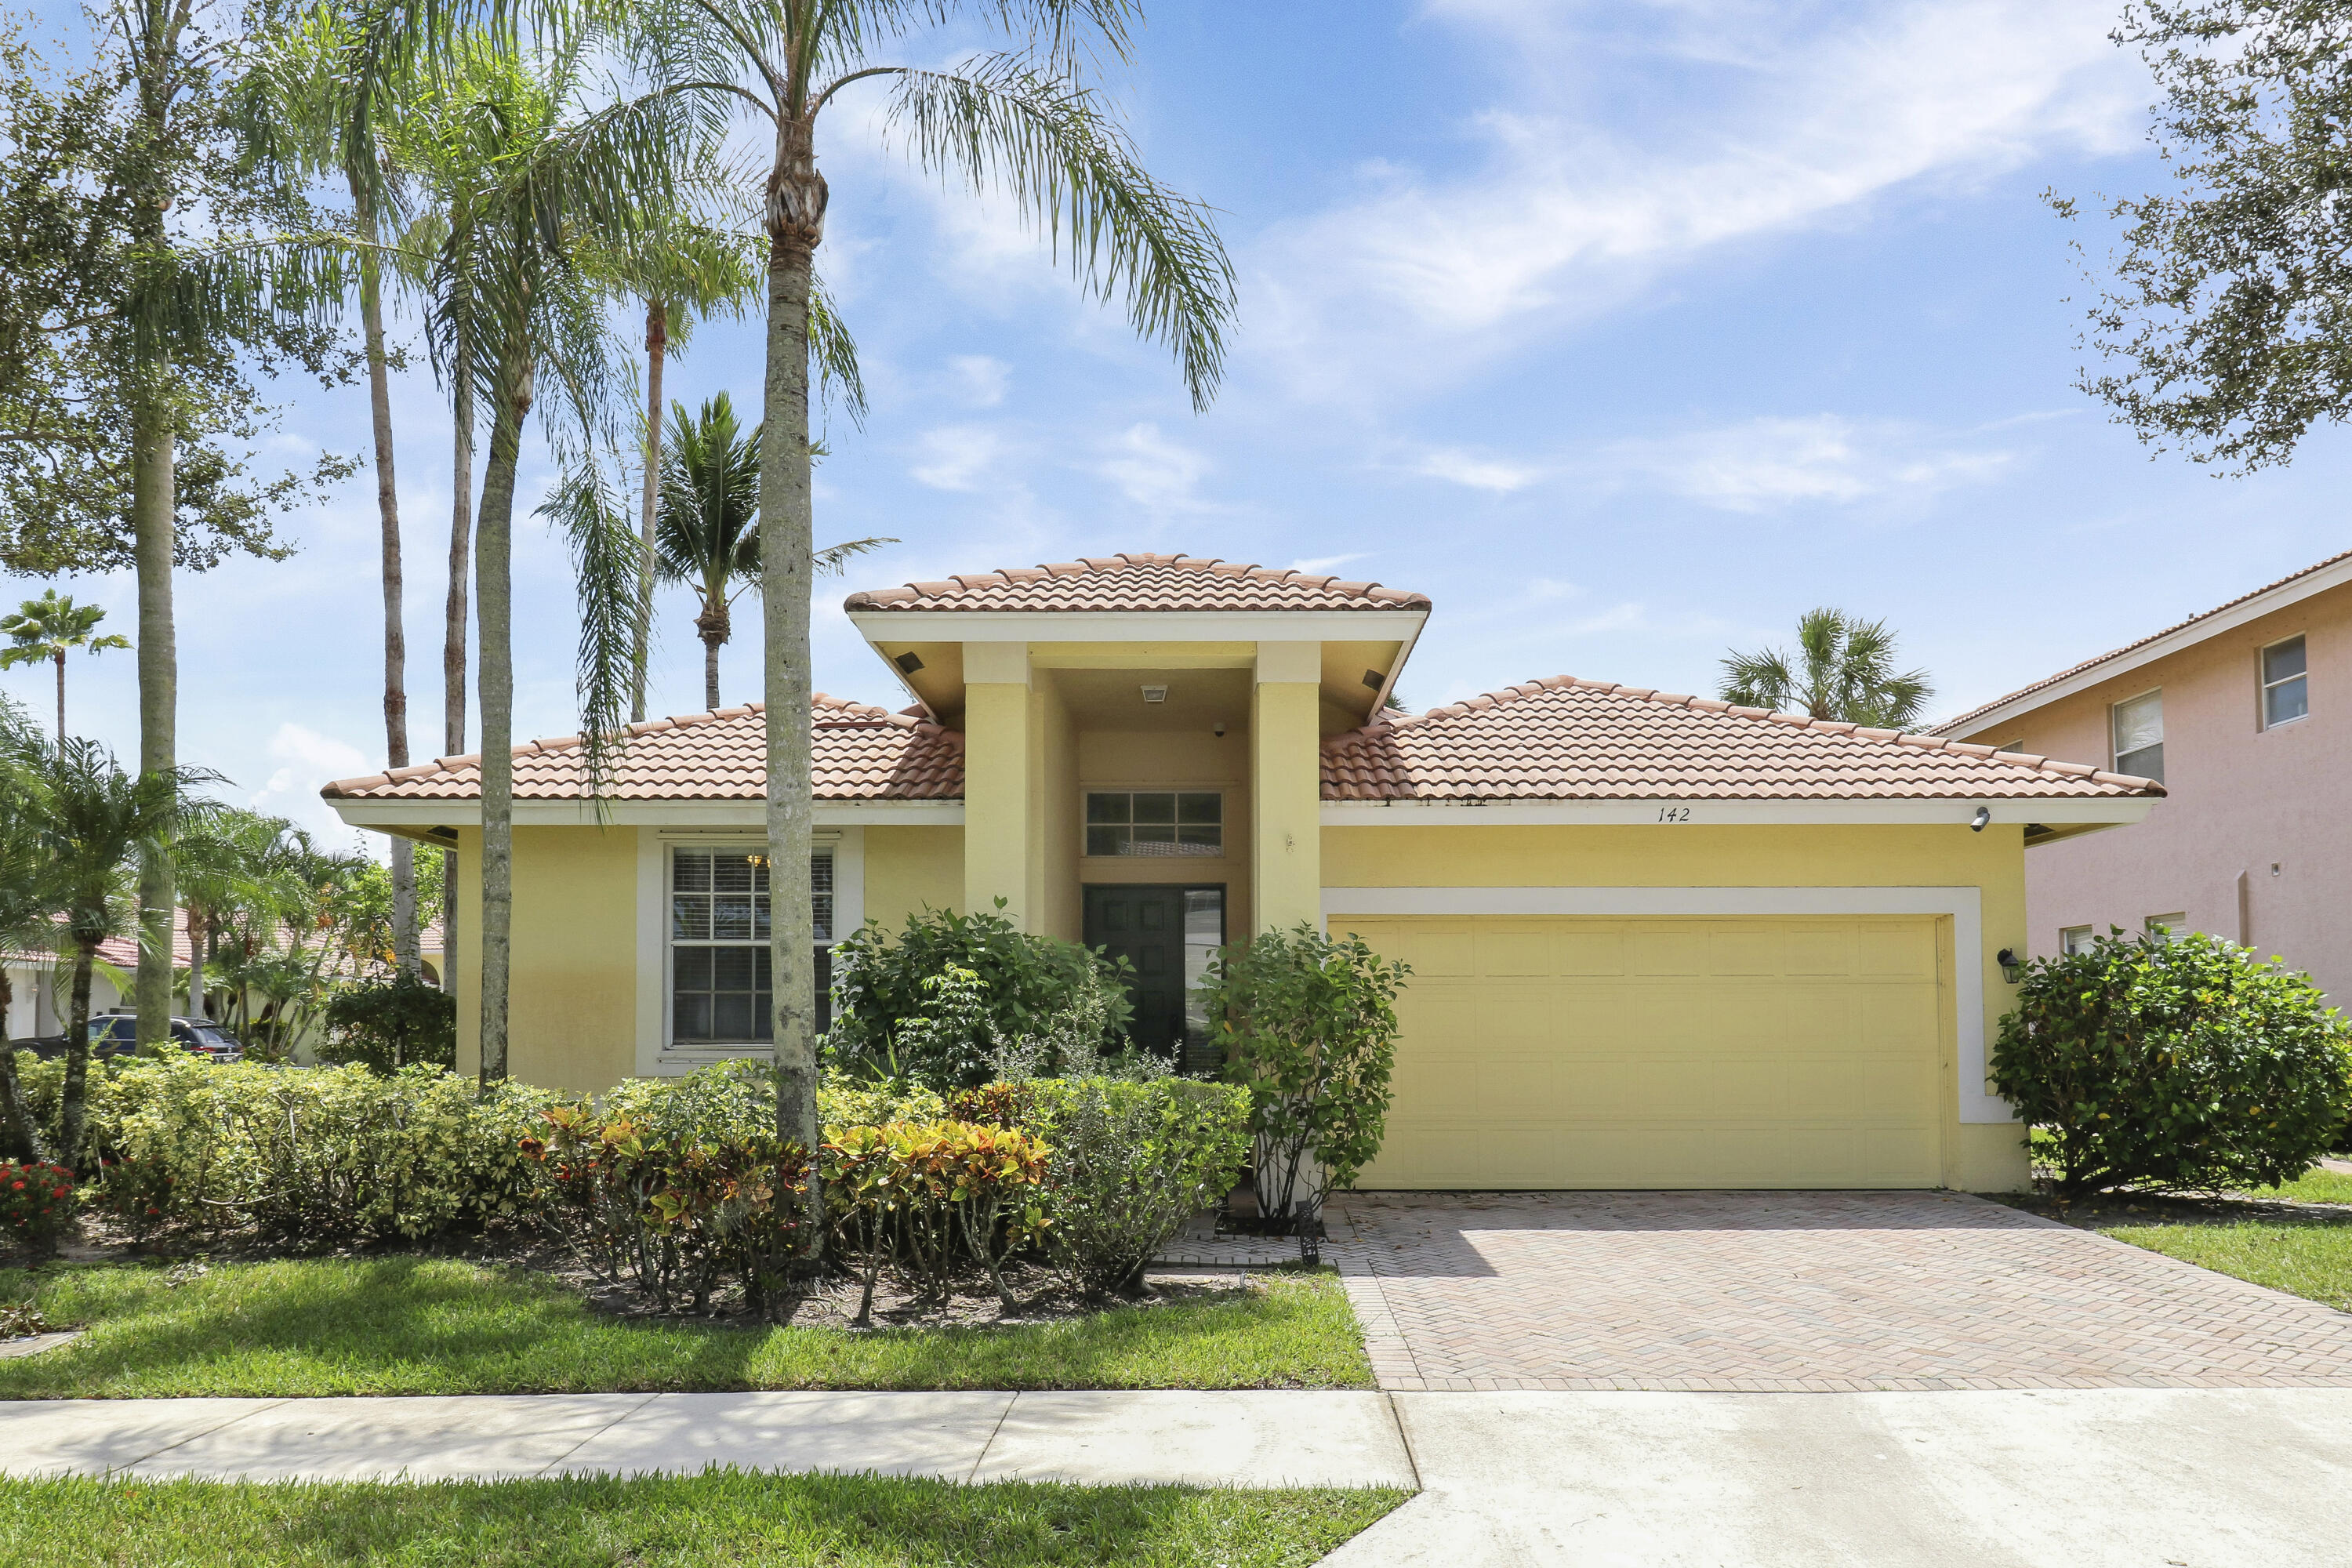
[2111,689,2164,782]
[2145,913,2187,941]
[666,844,833,1046]
[1084,791,1222,857]
[2060,925,2095,955]
[2262,635,2308,729]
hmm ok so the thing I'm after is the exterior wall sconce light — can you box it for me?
[1969,806,1991,832]
[1997,948,2024,984]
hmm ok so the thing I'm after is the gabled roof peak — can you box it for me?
[844,551,1432,613]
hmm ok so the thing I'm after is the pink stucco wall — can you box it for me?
[1951,582,2352,998]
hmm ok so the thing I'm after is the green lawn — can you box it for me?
[0,1471,1406,1568]
[2235,1166,2352,1205]
[2106,1222,2352,1312]
[0,1258,1373,1398]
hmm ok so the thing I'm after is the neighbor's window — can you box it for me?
[2145,913,2187,941]
[2262,636,2308,729]
[669,846,834,1045]
[2060,925,2095,956]
[2111,689,2164,782]
[1085,792,1221,857]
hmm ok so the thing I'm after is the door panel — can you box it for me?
[1341,914,1946,1189]
[1084,884,1223,1067]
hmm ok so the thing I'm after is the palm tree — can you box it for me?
[656,393,760,710]
[416,31,684,1084]
[631,0,1236,1286]
[172,806,292,1025]
[0,590,130,743]
[1719,608,1934,729]
[247,6,425,977]
[652,394,889,710]
[0,700,60,1161]
[34,737,218,1169]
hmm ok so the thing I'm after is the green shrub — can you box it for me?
[827,906,1134,1088]
[521,1102,812,1315]
[73,1058,554,1243]
[1204,924,1410,1236]
[1022,1077,1250,1298]
[819,1120,1052,1313]
[318,975,458,1074]
[0,1160,74,1256]
[1991,928,2352,1197]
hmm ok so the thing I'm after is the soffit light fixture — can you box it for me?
[1141,684,1169,704]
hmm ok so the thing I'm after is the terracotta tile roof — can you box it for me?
[1321,677,2165,801]
[321,697,964,803]
[843,553,1432,613]
[1939,547,2352,734]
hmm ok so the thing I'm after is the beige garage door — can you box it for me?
[1345,915,1947,1189]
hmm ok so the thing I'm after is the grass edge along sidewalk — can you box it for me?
[0,1469,1410,1568]
[0,1258,1374,1398]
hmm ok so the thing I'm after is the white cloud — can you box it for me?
[949,355,1011,408]
[247,722,376,849]
[1592,414,2013,511]
[1414,447,1547,492]
[1251,0,2142,401]
[909,425,1002,492]
[1093,423,1210,510]
[1292,552,1369,573]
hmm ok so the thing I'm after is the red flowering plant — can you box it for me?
[89,1156,179,1240]
[0,1160,76,1257]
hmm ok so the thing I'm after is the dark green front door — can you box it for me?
[1083,884,1224,1065]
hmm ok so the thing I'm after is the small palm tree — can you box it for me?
[656,393,761,712]
[0,590,130,743]
[1719,608,1933,729]
[0,702,62,1160]
[34,738,219,1168]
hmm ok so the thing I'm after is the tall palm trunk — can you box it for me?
[697,590,727,710]
[760,118,826,1283]
[473,334,532,1085]
[0,971,40,1161]
[50,649,64,745]
[58,940,96,1169]
[358,186,419,978]
[633,297,665,724]
[129,8,176,1055]
[445,373,473,1022]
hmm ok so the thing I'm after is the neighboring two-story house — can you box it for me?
[325,552,2160,1192]
[1942,548,2350,995]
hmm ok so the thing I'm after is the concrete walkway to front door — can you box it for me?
[1325,1189,2352,1392]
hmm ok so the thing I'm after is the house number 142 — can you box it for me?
[1656,806,1692,822]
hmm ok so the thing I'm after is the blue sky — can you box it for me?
[9,0,2350,849]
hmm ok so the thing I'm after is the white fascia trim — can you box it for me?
[848,609,1428,644]
[1320,884,2013,1126]
[1319,798,2156,827]
[1943,554,2352,738]
[328,799,964,829]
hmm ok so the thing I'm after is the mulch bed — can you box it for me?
[11,1218,1255,1334]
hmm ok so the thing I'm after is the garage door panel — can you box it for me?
[1356,914,1946,1190]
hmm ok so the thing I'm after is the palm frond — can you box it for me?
[815,535,894,575]
[536,456,648,802]
[809,271,868,426]
[879,54,1236,410]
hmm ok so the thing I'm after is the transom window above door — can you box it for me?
[1085,791,1221,857]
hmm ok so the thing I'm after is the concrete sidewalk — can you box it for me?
[8,1387,2352,1565]
[0,1389,1414,1488]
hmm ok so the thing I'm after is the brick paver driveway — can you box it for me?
[1323,1190,2352,1392]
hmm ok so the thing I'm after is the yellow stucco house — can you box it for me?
[325,552,2161,1192]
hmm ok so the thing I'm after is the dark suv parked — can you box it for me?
[10,1014,245,1063]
